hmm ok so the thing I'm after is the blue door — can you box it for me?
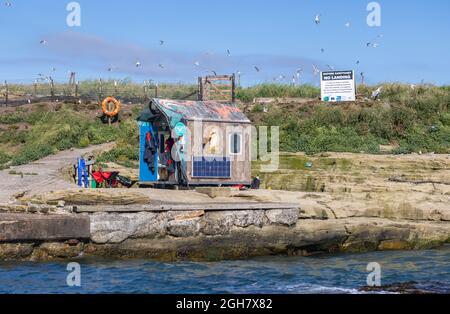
[139,121,158,183]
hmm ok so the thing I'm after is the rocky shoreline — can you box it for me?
[1,206,449,262]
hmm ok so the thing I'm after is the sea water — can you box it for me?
[0,245,449,294]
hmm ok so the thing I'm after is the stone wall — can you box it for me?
[2,208,449,262]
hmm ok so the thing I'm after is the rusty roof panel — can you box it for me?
[152,99,251,126]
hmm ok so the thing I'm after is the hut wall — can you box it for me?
[186,120,252,184]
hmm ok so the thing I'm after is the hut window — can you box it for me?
[229,132,242,155]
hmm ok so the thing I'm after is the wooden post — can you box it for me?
[99,78,103,101]
[4,80,8,106]
[143,80,147,101]
[75,81,79,98]
[197,77,203,101]
[50,77,55,102]
[231,74,236,102]
[34,80,37,97]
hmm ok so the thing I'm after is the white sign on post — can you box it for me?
[320,70,356,102]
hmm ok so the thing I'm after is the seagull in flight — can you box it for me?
[227,49,231,56]
[320,48,325,53]
[254,66,261,72]
[345,22,351,28]
[159,40,164,45]
[40,39,47,45]
[312,64,320,76]
[314,14,321,25]
[135,60,141,67]
[326,64,334,71]
[5,2,12,7]
[194,61,200,67]
[158,64,165,69]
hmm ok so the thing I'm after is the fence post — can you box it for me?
[4,80,8,106]
[49,76,55,102]
[99,78,103,101]
[34,80,37,97]
[231,74,236,102]
[75,81,79,98]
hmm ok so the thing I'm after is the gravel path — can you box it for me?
[0,143,115,203]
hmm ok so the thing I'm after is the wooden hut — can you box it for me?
[137,98,252,187]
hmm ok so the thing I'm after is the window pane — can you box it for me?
[231,133,241,154]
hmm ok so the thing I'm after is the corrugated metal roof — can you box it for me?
[151,99,251,127]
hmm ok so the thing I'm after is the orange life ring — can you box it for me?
[102,96,121,117]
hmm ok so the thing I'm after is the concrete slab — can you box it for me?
[0,213,90,242]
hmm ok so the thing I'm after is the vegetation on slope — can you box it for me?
[0,83,448,169]
[248,84,450,154]
[0,103,123,169]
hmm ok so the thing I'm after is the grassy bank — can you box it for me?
[0,102,137,169]
[248,84,450,154]
[0,83,449,170]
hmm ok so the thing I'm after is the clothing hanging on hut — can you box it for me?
[143,131,158,174]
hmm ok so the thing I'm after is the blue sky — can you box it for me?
[0,0,449,85]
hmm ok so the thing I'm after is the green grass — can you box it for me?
[1,82,449,170]
[236,84,320,102]
[249,83,450,154]
[0,104,121,169]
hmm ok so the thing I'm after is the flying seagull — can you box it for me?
[5,2,12,7]
[159,40,164,45]
[208,70,217,76]
[312,64,320,76]
[135,60,141,67]
[320,48,325,53]
[326,64,334,71]
[227,49,231,56]
[158,64,165,69]
[194,61,200,67]
[39,39,47,45]
[254,66,261,72]
[314,14,321,25]
[356,60,360,65]
[345,22,351,28]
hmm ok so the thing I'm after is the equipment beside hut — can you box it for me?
[137,98,252,187]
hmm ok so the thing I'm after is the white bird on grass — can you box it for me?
[372,87,383,100]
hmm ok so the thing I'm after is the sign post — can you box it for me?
[320,70,356,102]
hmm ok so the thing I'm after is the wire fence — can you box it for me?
[0,79,199,107]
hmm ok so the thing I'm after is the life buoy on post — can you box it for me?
[102,96,121,117]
